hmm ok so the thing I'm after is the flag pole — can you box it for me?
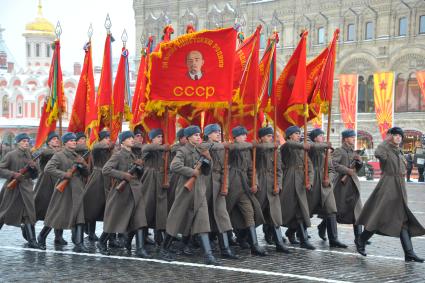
[304,104,310,190]
[163,107,170,189]
[271,30,279,195]
[105,14,113,131]
[55,21,63,138]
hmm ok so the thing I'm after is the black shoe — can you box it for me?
[285,228,300,245]
[318,219,327,241]
[54,229,68,245]
[356,230,373,256]
[87,222,99,242]
[273,227,290,254]
[199,233,220,265]
[24,224,40,249]
[96,232,110,255]
[135,229,151,258]
[73,224,89,253]
[298,223,315,250]
[326,215,347,248]
[160,234,175,261]
[218,232,239,259]
[400,229,424,263]
[247,226,267,256]
[37,226,52,250]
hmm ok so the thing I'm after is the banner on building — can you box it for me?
[416,70,425,105]
[373,72,394,140]
[339,74,358,130]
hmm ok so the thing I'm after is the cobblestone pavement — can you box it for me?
[0,181,424,282]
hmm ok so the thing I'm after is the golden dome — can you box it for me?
[24,0,54,35]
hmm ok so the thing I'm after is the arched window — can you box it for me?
[357,75,366,112]
[395,73,407,112]
[395,73,424,112]
[365,22,374,39]
[357,75,375,113]
[35,43,40,57]
[2,96,9,116]
[366,75,375,112]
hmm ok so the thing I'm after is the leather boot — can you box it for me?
[21,224,28,241]
[285,228,300,244]
[218,232,238,259]
[87,222,99,242]
[125,231,135,252]
[117,233,126,248]
[199,233,220,265]
[355,229,373,256]
[73,224,89,253]
[54,229,68,245]
[236,229,250,249]
[160,233,175,261]
[0,222,3,230]
[96,232,110,255]
[298,223,315,250]
[135,228,151,258]
[144,229,155,245]
[24,223,40,249]
[227,230,238,246]
[154,229,164,246]
[318,219,327,241]
[400,229,424,262]
[247,226,267,256]
[37,226,52,250]
[273,227,290,253]
[181,235,194,255]
[326,215,347,248]
[353,224,362,246]
[263,224,273,245]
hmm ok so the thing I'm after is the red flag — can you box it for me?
[68,42,96,135]
[259,34,277,120]
[110,47,133,143]
[308,29,339,119]
[274,32,308,131]
[34,40,65,150]
[88,34,113,147]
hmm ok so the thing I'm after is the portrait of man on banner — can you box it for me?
[186,50,204,80]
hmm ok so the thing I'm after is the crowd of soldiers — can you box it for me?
[0,124,423,265]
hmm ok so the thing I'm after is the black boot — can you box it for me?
[353,224,362,246]
[24,223,40,249]
[263,224,273,245]
[218,232,238,259]
[326,215,347,248]
[285,228,300,245]
[160,233,175,261]
[227,230,238,246]
[154,229,164,246]
[318,219,327,241]
[199,233,220,265]
[135,228,151,258]
[125,231,135,252]
[236,229,250,249]
[247,226,267,256]
[37,226,52,250]
[181,235,194,255]
[73,224,89,253]
[87,222,99,242]
[273,227,290,253]
[400,229,424,262]
[144,229,155,245]
[298,223,315,250]
[21,224,28,241]
[117,233,126,248]
[54,229,68,245]
[96,232,110,255]
[355,229,373,256]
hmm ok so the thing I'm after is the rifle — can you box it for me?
[114,161,144,192]
[6,151,42,190]
[184,144,214,191]
[56,150,90,192]
[341,148,365,184]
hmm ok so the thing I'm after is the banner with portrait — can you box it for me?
[145,27,237,114]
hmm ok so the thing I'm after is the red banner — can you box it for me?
[339,74,358,129]
[373,72,394,140]
[416,70,425,105]
[68,42,96,135]
[145,27,237,114]
[34,40,65,150]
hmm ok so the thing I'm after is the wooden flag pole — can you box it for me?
[163,107,170,189]
[220,102,231,196]
[304,104,310,190]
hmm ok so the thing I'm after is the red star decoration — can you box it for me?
[379,80,387,90]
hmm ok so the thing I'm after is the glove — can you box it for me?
[12,172,24,181]
[122,172,134,182]
[63,170,73,179]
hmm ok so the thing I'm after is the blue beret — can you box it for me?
[148,128,163,140]
[46,132,59,143]
[176,128,185,139]
[75,132,86,141]
[204,123,221,137]
[184,125,201,137]
[341,129,356,138]
[388,127,404,138]
[99,130,110,141]
[309,128,324,141]
[119,131,134,144]
[62,132,77,144]
[15,133,30,143]
[232,126,248,138]
[285,126,301,138]
[258,127,273,138]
